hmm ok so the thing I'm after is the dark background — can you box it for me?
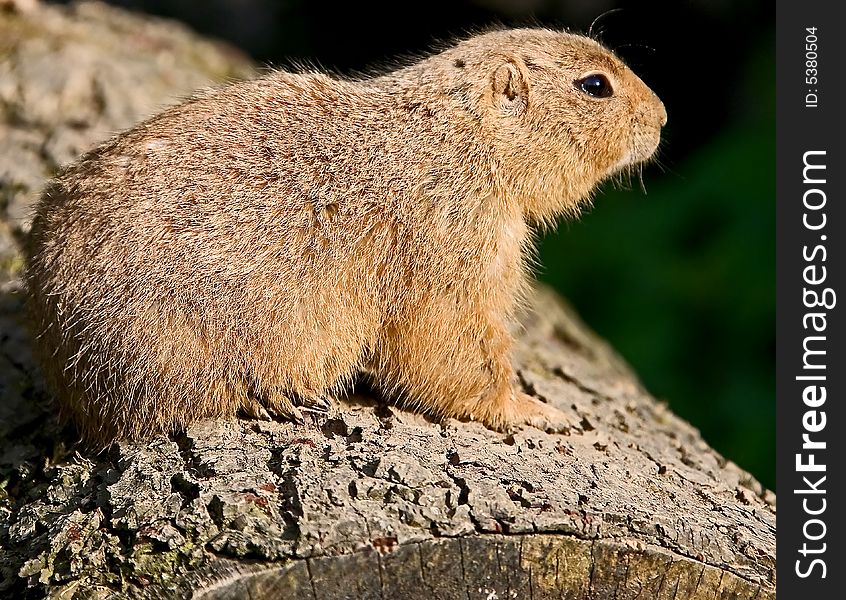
[100,0,775,489]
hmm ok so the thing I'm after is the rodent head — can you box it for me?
[441,29,667,222]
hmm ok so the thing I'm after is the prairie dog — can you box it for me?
[25,28,666,446]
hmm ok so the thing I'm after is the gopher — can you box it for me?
[25,28,666,446]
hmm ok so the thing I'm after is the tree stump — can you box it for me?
[0,2,776,598]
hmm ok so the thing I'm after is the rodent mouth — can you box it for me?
[617,126,662,170]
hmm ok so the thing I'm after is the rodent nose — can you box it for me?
[657,100,668,128]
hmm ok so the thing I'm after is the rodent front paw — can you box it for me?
[511,392,578,434]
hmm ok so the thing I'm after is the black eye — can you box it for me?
[576,74,613,98]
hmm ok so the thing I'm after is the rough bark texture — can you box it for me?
[0,2,776,598]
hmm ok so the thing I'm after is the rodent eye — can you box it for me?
[576,74,613,98]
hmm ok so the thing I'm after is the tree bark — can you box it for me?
[0,2,775,598]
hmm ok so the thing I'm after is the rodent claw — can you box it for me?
[296,394,331,413]
[290,407,305,424]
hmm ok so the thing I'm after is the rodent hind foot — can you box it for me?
[240,390,333,425]
[239,392,304,425]
[238,394,274,422]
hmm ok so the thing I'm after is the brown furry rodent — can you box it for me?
[25,28,666,446]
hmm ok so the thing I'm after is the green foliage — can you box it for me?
[538,40,775,488]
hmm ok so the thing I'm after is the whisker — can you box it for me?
[613,43,657,54]
[652,156,684,180]
[588,8,624,40]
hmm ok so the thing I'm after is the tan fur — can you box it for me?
[25,28,666,447]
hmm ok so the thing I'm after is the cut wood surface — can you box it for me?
[0,2,776,598]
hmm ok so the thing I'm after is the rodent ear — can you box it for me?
[492,59,529,117]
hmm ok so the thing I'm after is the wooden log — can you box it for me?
[0,2,775,598]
